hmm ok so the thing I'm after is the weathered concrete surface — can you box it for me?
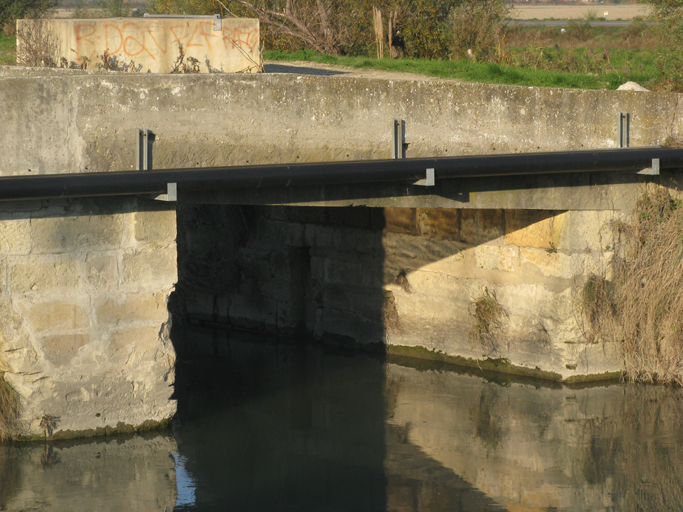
[179,204,622,381]
[0,198,177,440]
[16,17,260,73]
[0,433,177,511]
[0,69,683,184]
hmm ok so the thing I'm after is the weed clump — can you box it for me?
[0,373,19,442]
[469,287,504,351]
[580,188,683,384]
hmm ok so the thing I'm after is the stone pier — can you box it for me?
[0,198,176,439]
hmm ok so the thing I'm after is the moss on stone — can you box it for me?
[386,344,622,384]
[13,417,173,443]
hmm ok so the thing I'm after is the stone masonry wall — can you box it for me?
[0,197,177,439]
[179,204,621,381]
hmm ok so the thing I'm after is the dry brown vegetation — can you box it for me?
[580,187,683,384]
[15,20,58,67]
[469,287,505,351]
[0,373,19,442]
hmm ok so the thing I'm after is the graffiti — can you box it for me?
[73,20,259,63]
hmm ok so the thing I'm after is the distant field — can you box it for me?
[511,4,650,20]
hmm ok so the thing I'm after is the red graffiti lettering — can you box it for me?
[74,23,97,61]
[123,22,155,59]
[222,27,259,50]
[104,24,124,55]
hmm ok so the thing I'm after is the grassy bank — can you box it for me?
[0,34,15,66]
[265,48,657,90]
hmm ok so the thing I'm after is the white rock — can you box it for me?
[617,81,649,92]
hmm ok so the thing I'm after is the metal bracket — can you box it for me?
[392,119,409,159]
[638,158,660,176]
[617,112,630,148]
[413,168,435,187]
[144,13,222,31]
[155,182,178,202]
[137,129,155,171]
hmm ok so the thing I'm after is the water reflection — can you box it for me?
[0,433,177,511]
[173,330,683,511]
[3,329,683,511]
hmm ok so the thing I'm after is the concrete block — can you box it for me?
[134,210,176,243]
[96,292,169,327]
[40,333,90,366]
[21,301,89,333]
[10,258,81,294]
[122,246,177,289]
[31,215,124,254]
[17,18,261,74]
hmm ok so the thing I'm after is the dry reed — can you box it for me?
[581,188,683,384]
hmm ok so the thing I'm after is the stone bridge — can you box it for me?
[1,66,682,439]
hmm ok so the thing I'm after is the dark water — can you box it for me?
[3,329,683,511]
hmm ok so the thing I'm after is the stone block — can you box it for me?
[475,245,519,272]
[520,247,573,278]
[504,210,564,250]
[122,246,177,289]
[31,215,124,253]
[328,207,372,228]
[384,208,419,235]
[10,258,80,294]
[41,333,90,366]
[555,210,622,252]
[416,208,460,238]
[96,293,169,327]
[478,209,504,242]
[0,219,32,254]
[324,258,364,285]
[22,301,89,333]
[109,326,161,356]
[85,254,117,290]
[460,210,477,244]
[134,210,176,243]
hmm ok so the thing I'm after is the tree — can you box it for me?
[1,0,57,34]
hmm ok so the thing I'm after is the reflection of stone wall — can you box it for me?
[179,204,621,380]
[0,434,177,511]
[16,17,260,73]
[385,363,657,511]
[0,198,177,439]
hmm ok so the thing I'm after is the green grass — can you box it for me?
[264,48,663,90]
[0,34,16,65]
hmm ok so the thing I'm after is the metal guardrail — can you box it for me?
[0,146,679,202]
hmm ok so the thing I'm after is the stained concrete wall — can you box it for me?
[0,197,177,440]
[16,17,260,73]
